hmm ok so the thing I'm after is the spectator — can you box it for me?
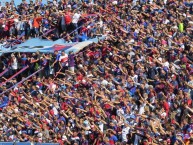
[0,0,193,145]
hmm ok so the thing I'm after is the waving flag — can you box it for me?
[0,36,106,55]
[3,31,25,49]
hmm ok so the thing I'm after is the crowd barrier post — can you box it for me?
[0,69,8,78]
[39,28,56,38]
[0,66,29,87]
[0,67,44,96]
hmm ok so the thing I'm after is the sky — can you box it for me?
[1,0,48,6]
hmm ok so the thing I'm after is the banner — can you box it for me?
[0,36,106,55]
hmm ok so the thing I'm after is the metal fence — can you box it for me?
[0,143,59,145]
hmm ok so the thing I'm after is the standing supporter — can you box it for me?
[33,14,42,37]
[0,0,193,145]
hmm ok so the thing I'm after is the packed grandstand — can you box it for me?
[0,0,193,145]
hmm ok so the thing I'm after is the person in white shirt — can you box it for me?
[83,120,91,135]
[164,0,167,5]
[53,0,58,7]
[52,106,59,116]
[122,123,130,142]
[59,51,68,67]
[101,78,108,86]
[72,10,81,30]
[139,102,146,115]
[88,0,94,6]
[116,106,124,116]
[10,54,18,75]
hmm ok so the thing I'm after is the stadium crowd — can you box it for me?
[0,0,193,145]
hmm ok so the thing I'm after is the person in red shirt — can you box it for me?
[162,99,170,115]
[33,14,42,37]
[64,10,72,33]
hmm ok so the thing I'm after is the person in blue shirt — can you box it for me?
[0,95,9,109]
[51,50,61,75]
[42,16,50,30]
[109,131,118,143]
[78,32,88,42]
[20,53,28,68]
[41,55,50,77]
